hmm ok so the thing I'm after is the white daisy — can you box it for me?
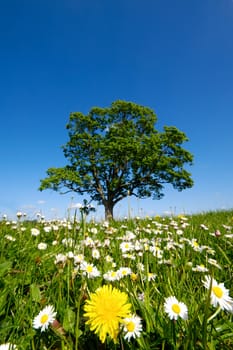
[202,275,233,312]
[117,267,132,279]
[37,242,47,250]
[120,241,134,253]
[33,305,57,332]
[31,228,40,236]
[123,314,142,341]
[92,248,100,259]
[164,296,188,320]
[103,270,120,281]
[80,262,100,278]
[0,344,17,350]
[192,264,208,272]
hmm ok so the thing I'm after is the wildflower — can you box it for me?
[90,227,98,234]
[16,211,23,219]
[146,272,156,281]
[117,267,132,279]
[103,270,119,281]
[37,242,47,250]
[62,237,74,247]
[105,254,113,263]
[120,241,134,253]
[164,296,188,320]
[5,234,16,241]
[130,273,138,281]
[31,228,40,236]
[80,261,100,278]
[138,292,145,301]
[190,239,203,252]
[74,253,85,264]
[67,251,74,259]
[200,224,208,230]
[43,226,52,233]
[84,285,132,343]
[202,275,233,312]
[33,305,57,332]
[192,264,208,272]
[207,258,221,269]
[92,248,100,259]
[0,345,17,350]
[150,245,163,258]
[54,253,67,265]
[123,315,142,341]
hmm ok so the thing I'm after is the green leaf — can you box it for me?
[63,307,76,334]
[30,283,41,302]
[0,261,12,277]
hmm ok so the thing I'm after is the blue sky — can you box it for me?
[1,0,233,220]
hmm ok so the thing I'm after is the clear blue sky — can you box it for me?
[1,0,233,220]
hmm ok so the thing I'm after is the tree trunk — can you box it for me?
[104,201,114,221]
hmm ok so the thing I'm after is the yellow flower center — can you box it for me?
[40,314,49,324]
[172,303,181,314]
[212,286,223,298]
[126,321,135,332]
[86,265,93,273]
[193,241,199,247]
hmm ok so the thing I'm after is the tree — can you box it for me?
[39,100,194,220]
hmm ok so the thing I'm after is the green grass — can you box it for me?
[0,209,233,349]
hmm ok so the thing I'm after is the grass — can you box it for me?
[0,208,233,349]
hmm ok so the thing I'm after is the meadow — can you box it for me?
[0,208,233,349]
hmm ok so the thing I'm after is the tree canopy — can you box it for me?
[39,100,194,219]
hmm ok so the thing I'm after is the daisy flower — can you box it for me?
[33,305,57,332]
[123,314,142,341]
[192,264,208,272]
[80,261,101,278]
[37,242,47,250]
[120,241,134,253]
[117,267,132,279]
[202,275,233,312]
[103,270,120,281]
[0,344,17,350]
[92,248,100,259]
[31,228,40,236]
[164,296,188,320]
[84,285,132,343]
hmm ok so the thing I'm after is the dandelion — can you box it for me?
[130,272,138,281]
[33,305,57,332]
[164,296,188,320]
[84,284,132,343]
[123,314,142,341]
[202,275,233,312]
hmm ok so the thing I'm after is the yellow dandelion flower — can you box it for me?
[84,284,132,343]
